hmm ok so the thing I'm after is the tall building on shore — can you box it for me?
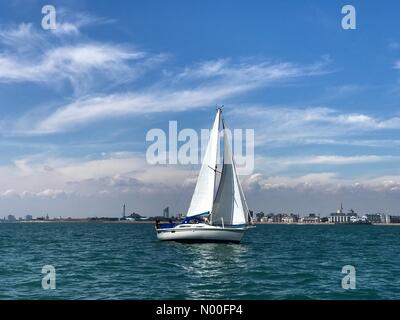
[122,203,126,219]
[163,207,169,219]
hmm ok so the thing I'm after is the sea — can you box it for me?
[1,223,399,300]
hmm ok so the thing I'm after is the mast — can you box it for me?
[210,107,222,224]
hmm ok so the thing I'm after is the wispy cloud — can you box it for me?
[0,22,151,94]
[13,57,329,134]
[177,57,328,82]
[0,188,71,199]
[1,12,331,136]
[53,9,116,36]
[228,105,400,148]
[253,154,400,177]
[266,154,398,166]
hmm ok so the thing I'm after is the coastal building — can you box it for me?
[282,214,299,223]
[281,216,292,223]
[255,211,265,222]
[258,213,299,223]
[366,214,382,224]
[25,215,33,221]
[7,214,16,221]
[301,213,321,223]
[329,203,345,223]
[390,215,400,223]
[328,204,359,223]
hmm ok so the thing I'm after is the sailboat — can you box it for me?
[155,108,252,243]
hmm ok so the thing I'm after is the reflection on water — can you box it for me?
[172,243,251,299]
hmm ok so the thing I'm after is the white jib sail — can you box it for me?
[186,109,221,217]
[211,123,247,226]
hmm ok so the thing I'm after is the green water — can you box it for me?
[0,223,399,299]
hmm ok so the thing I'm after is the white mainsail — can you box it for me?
[211,121,248,226]
[186,109,221,217]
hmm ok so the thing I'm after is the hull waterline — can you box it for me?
[156,225,246,243]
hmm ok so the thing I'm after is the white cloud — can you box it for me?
[1,151,400,200]
[0,152,196,199]
[1,189,19,198]
[0,19,330,135]
[1,148,400,216]
[177,57,329,86]
[266,154,398,166]
[228,105,400,147]
[53,11,114,36]
[252,154,400,177]
[242,171,400,195]
[0,23,150,94]
[29,87,244,134]
[53,22,79,35]
[15,58,328,134]
[0,188,71,199]
[232,105,400,130]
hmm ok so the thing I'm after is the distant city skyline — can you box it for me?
[1,1,400,217]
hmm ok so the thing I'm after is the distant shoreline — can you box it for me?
[2,220,400,226]
[255,222,400,226]
[6,220,155,224]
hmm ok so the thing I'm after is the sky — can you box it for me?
[1,0,400,218]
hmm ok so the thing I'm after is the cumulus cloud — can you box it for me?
[242,171,400,195]
[0,152,197,200]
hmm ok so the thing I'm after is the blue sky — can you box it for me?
[1,0,400,217]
